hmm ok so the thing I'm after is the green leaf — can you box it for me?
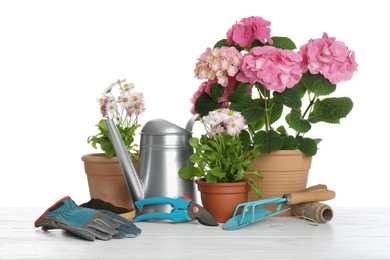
[246,181,263,198]
[253,130,283,153]
[178,166,203,180]
[269,101,283,124]
[229,96,264,124]
[189,137,200,148]
[211,167,226,178]
[98,119,108,132]
[205,173,218,183]
[234,82,251,95]
[281,135,299,150]
[239,130,251,150]
[189,153,202,164]
[270,36,297,50]
[301,72,336,96]
[251,39,264,48]
[297,136,318,157]
[210,83,225,100]
[309,97,354,123]
[276,125,288,136]
[273,87,302,109]
[285,109,311,133]
[194,93,222,116]
[214,39,229,48]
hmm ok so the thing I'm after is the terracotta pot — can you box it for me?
[81,153,140,211]
[195,179,250,223]
[249,150,312,215]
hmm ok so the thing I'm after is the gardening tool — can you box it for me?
[223,186,335,230]
[104,117,197,214]
[133,196,218,226]
[35,196,141,241]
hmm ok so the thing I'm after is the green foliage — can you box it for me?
[178,134,263,198]
[88,119,141,159]
[194,83,225,117]
[269,36,297,50]
[192,69,354,157]
[309,97,354,124]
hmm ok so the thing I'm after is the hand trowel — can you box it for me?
[223,185,335,230]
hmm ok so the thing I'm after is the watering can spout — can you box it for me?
[104,118,145,201]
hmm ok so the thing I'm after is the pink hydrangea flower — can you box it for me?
[227,16,273,48]
[236,46,303,93]
[299,33,358,84]
[194,46,242,87]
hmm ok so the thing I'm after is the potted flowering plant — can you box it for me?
[82,78,145,211]
[179,108,262,222]
[87,78,145,159]
[189,16,358,208]
[191,16,358,157]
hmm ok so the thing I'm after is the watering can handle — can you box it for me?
[185,116,198,132]
[286,190,336,205]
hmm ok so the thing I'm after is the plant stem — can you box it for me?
[296,93,316,137]
[258,87,270,131]
[302,93,316,119]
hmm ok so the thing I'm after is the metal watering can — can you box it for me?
[104,118,196,214]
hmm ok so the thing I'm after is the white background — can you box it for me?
[0,0,388,207]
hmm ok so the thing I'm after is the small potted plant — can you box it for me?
[81,78,145,210]
[179,108,262,223]
[189,16,358,204]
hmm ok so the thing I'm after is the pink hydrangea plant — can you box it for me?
[189,16,358,157]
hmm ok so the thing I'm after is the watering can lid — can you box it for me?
[141,119,191,135]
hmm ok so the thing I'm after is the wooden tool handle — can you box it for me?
[304,184,328,192]
[286,190,336,205]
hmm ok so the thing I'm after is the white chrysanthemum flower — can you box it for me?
[207,125,224,138]
[128,92,144,104]
[120,83,135,94]
[105,101,117,115]
[126,102,145,116]
[97,96,106,105]
[117,94,131,108]
[203,110,224,127]
[225,113,246,136]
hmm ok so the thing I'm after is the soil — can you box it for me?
[79,198,130,214]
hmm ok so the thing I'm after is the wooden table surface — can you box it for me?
[0,207,389,259]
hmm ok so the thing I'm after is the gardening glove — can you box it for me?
[34,196,120,241]
[98,210,141,238]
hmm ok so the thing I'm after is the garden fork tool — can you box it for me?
[223,184,335,230]
[133,196,218,226]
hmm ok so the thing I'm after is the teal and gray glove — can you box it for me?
[35,196,121,241]
[99,210,141,238]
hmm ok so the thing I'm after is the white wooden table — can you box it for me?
[0,207,389,259]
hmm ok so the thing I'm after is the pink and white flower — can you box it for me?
[194,47,243,87]
[202,108,246,137]
[120,82,135,93]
